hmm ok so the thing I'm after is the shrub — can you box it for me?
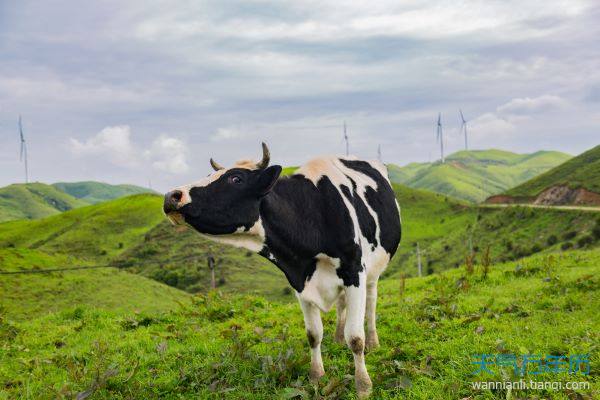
[546,235,558,246]
[563,231,577,240]
[561,242,573,251]
[577,235,594,248]
[530,244,542,253]
[592,224,600,240]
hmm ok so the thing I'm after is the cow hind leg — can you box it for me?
[334,291,346,344]
[344,278,372,398]
[365,280,379,351]
[298,297,325,381]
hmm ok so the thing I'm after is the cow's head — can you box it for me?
[163,143,281,235]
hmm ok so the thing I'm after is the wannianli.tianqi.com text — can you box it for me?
[472,380,591,391]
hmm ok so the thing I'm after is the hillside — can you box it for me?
[1,187,598,301]
[387,184,600,277]
[53,181,154,204]
[497,145,600,205]
[0,182,87,223]
[1,248,597,399]
[388,149,571,203]
[0,248,189,321]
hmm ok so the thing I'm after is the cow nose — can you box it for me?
[163,190,183,213]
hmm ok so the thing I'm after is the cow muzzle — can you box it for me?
[163,190,185,214]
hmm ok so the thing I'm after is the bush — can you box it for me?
[592,224,600,240]
[563,231,577,240]
[561,242,573,250]
[577,235,594,248]
[546,235,558,246]
[530,244,542,253]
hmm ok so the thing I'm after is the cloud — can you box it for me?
[69,125,137,167]
[69,126,188,174]
[469,112,516,138]
[146,135,189,173]
[211,127,244,141]
[496,95,566,116]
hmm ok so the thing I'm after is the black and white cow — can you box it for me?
[163,143,401,398]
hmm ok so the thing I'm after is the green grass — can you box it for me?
[505,145,600,198]
[113,221,290,300]
[388,149,571,203]
[0,248,189,321]
[52,181,155,204]
[0,194,165,262]
[1,249,597,399]
[1,187,598,300]
[0,183,87,223]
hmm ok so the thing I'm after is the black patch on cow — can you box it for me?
[259,174,363,290]
[339,159,401,255]
[340,181,378,248]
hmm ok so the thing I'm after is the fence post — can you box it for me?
[207,254,216,289]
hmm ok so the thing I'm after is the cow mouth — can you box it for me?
[165,211,186,226]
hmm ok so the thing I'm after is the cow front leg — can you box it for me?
[344,278,372,398]
[334,291,346,344]
[297,297,324,381]
[365,280,379,351]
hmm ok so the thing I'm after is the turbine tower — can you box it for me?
[436,112,445,163]
[343,121,349,156]
[19,115,29,183]
[459,109,468,150]
[377,144,382,162]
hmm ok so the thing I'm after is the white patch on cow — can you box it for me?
[296,155,395,284]
[299,253,344,312]
[200,218,265,253]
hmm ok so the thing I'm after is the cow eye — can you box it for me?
[229,175,243,185]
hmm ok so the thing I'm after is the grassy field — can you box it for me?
[1,249,597,399]
[1,188,598,300]
[0,183,87,223]
[0,248,188,321]
[388,149,571,203]
[52,181,154,204]
[505,145,600,198]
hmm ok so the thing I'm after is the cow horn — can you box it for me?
[256,142,270,169]
[210,158,225,171]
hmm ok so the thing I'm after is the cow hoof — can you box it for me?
[309,365,325,382]
[365,332,379,351]
[356,374,372,399]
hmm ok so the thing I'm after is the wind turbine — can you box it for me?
[459,109,468,150]
[436,112,445,163]
[18,115,29,183]
[343,120,349,156]
[377,144,382,162]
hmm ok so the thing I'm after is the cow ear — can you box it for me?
[256,165,282,195]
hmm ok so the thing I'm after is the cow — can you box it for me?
[163,143,401,398]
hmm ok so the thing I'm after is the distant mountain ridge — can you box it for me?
[387,149,571,203]
[52,181,154,204]
[0,181,154,223]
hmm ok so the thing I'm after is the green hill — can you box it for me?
[0,248,189,321]
[504,144,600,199]
[1,248,597,399]
[0,182,87,223]
[388,149,571,203]
[1,187,598,301]
[52,181,154,204]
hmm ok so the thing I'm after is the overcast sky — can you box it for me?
[1,0,599,191]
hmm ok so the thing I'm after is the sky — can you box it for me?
[1,0,599,192]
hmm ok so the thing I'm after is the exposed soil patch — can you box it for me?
[486,185,600,206]
[533,185,600,206]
